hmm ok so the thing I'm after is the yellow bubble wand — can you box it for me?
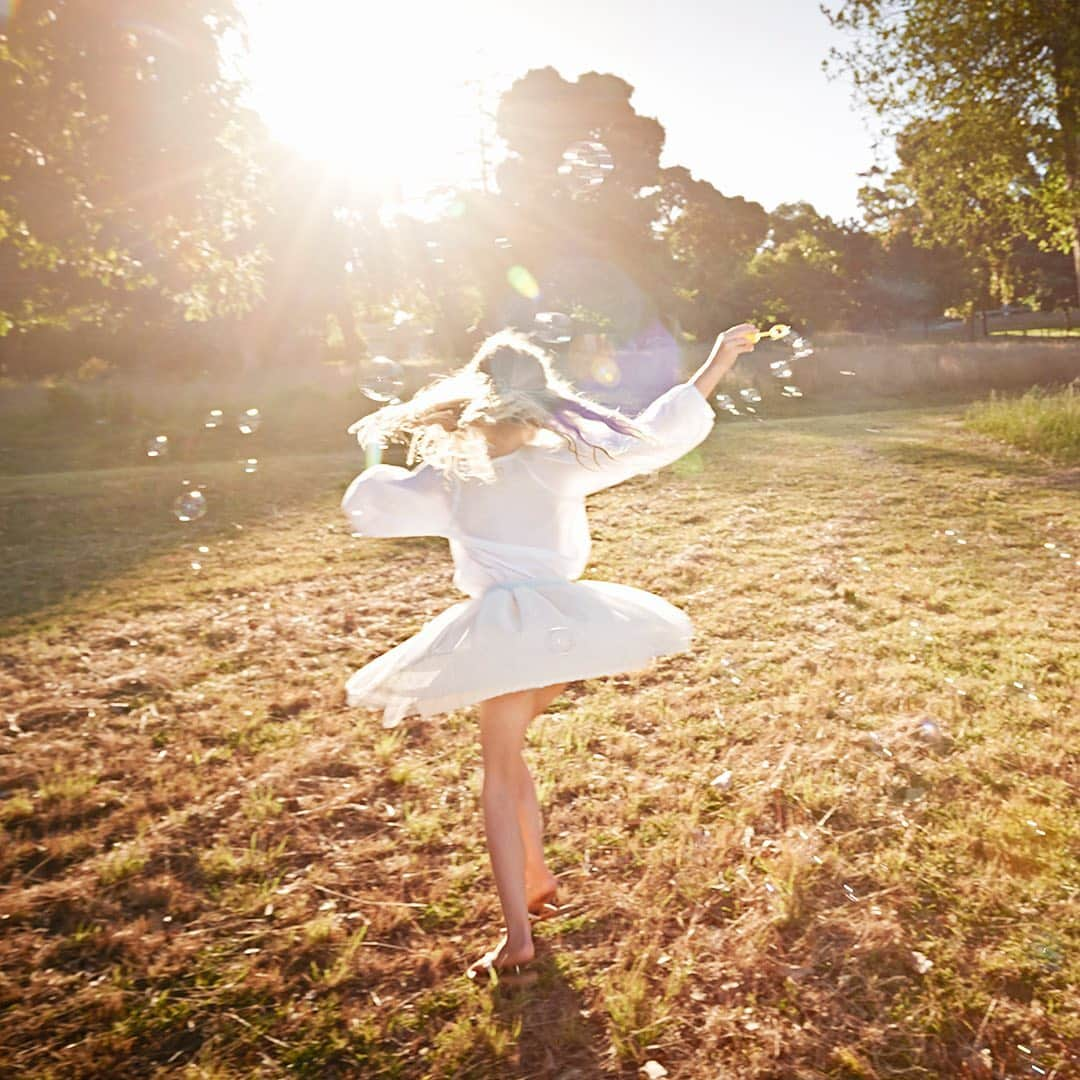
[747,324,791,344]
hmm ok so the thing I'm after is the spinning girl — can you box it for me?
[342,323,757,978]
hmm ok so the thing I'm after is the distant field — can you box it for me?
[0,402,1077,1078]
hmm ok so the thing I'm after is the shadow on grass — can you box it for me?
[874,440,1048,478]
[474,933,614,1078]
[0,451,366,629]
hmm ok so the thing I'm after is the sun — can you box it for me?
[240,1,489,197]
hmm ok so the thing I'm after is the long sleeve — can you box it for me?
[525,381,716,497]
[341,463,455,538]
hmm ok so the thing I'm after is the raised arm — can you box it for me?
[525,324,758,497]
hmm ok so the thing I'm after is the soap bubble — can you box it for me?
[714,393,740,415]
[557,140,614,194]
[145,435,169,458]
[771,366,794,379]
[358,357,405,403]
[791,336,815,360]
[739,388,762,404]
[494,236,512,250]
[547,626,575,653]
[173,488,207,522]
[781,385,804,398]
[237,407,261,435]
[203,408,224,429]
[534,311,572,345]
[239,457,259,474]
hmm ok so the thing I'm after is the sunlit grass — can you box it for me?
[964,381,1080,464]
[0,399,1076,1077]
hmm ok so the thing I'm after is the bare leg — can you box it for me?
[469,688,539,976]
[518,682,568,907]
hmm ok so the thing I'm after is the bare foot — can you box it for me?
[526,871,560,916]
[466,933,535,980]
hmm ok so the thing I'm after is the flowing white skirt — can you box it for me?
[345,579,693,727]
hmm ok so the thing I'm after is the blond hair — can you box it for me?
[348,330,647,483]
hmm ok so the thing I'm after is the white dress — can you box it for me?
[341,381,716,727]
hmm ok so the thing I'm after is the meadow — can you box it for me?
[0,388,1077,1078]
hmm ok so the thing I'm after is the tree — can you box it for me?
[743,202,872,331]
[0,0,264,340]
[491,68,668,338]
[654,165,768,338]
[823,0,1080,305]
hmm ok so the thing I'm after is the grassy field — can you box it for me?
[0,398,1077,1078]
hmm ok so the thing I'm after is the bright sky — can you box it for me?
[242,0,881,223]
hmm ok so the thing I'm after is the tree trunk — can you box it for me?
[1051,37,1080,306]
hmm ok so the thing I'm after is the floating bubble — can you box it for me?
[771,366,794,379]
[240,457,259,474]
[190,561,202,572]
[237,407,261,435]
[173,488,207,523]
[714,393,734,408]
[534,311,572,345]
[203,408,224,429]
[739,388,762,404]
[197,545,209,554]
[358,357,405,403]
[145,435,169,458]
[914,716,948,749]
[862,732,893,758]
[781,385,803,398]
[839,370,856,376]
[507,265,540,300]
[494,236,512,249]
[547,626,575,653]
[557,140,614,194]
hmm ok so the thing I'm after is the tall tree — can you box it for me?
[492,68,667,337]
[654,165,768,338]
[823,0,1080,305]
[0,0,263,338]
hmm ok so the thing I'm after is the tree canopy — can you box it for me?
[0,0,263,337]
[823,0,1080,305]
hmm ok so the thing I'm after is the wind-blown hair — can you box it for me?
[348,330,652,483]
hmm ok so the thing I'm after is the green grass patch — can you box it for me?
[964,382,1080,464]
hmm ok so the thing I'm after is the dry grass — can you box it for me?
[0,400,1077,1078]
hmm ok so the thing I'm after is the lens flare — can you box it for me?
[507,265,540,300]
